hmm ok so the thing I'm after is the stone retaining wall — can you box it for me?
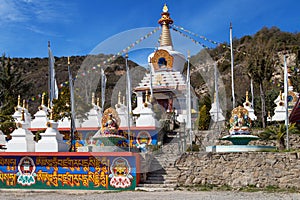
[176,152,300,189]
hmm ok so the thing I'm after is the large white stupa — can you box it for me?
[131,4,198,127]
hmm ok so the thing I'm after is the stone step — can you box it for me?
[138,183,177,188]
[143,179,178,184]
[135,186,175,192]
[146,174,178,180]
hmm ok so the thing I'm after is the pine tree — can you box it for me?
[0,55,31,135]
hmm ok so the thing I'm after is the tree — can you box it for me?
[259,123,300,150]
[245,33,277,128]
[0,55,31,115]
[52,85,90,122]
[0,55,31,136]
[197,105,210,130]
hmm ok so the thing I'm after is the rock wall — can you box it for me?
[176,152,300,189]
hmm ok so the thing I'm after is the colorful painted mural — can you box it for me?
[0,152,139,190]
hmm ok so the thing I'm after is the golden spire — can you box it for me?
[92,92,95,104]
[97,97,100,107]
[246,91,249,102]
[49,109,53,120]
[17,95,21,107]
[22,99,26,108]
[21,109,25,121]
[279,90,283,101]
[158,4,173,47]
[41,93,45,106]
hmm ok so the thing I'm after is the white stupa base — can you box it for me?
[5,128,35,152]
[35,121,68,152]
[272,107,286,121]
[35,138,68,152]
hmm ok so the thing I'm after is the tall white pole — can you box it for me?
[284,55,289,150]
[125,54,131,152]
[149,62,153,98]
[187,51,192,144]
[101,67,106,114]
[68,57,76,152]
[230,22,236,108]
[214,62,219,122]
[250,78,254,108]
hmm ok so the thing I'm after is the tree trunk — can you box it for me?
[259,82,266,128]
[278,138,286,151]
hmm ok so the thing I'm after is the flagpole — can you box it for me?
[284,55,289,150]
[68,57,76,152]
[250,78,254,108]
[187,51,192,145]
[101,67,106,114]
[230,22,236,108]
[214,62,219,123]
[149,61,153,98]
[125,54,131,152]
[48,41,53,107]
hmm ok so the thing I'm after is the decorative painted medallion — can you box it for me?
[17,156,36,186]
[136,131,152,146]
[109,157,133,188]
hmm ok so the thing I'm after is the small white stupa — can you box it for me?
[243,91,257,121]
[35,111,68,152]
[0,131,7,152]
[13,99,32,127]
[6,109,35,152]
[115,92,131,127]
[133,90,159,127]
[272,91,286,121]
[209,93,225,122]
[81,93,102,128]
[31,93,49,129]
[273,66,299,119]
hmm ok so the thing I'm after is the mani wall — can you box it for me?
[176,152,300,189]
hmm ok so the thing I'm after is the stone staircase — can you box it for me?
[136,135,183,191]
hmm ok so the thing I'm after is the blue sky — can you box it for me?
[0,0,299,59]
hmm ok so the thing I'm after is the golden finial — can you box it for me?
[21,109,25,121]
[279,91,282,101]
[48,98,50,108]
[68,56,70,65]
[41,93,45,105]
[17,95,21,106]
[97,97,100,107]
[118,91,121,104]
[288,78,292,87]
[268,111,271,118]
[22,99,26,108]
[49,109,53,120]
[163,3,168,12]
[92,92,95,104]
[158,3,173,47]
[246,91,249,102]
[123,96,126,105]
[187,50,191,59]
[26,101,29,110]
